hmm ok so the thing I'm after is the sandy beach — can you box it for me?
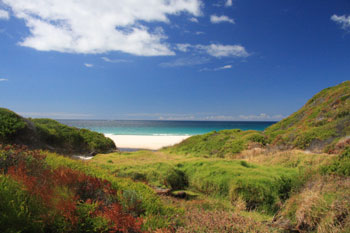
[105,134,190,150]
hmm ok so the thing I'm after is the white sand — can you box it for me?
[105,134,190,150]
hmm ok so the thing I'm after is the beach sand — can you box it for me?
[105,134,190,150]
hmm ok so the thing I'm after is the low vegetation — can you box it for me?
[0,108,27,142]
[163,129,267,157]
[92,150,302,214]
[1,81,350,232]
[33,118,116,154]
[265,81,350,153]
[0,108,116,155]
[0,145,180,232]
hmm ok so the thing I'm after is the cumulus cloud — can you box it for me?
[101,57,129,63]
[331,14,350,31]
[0,9,9,20]
[189,17,199,23]
[210,15,235,24]
[196,44,249,57]
[225,0,233,7]
[2,0,202,56]
[84,63,93,68]
[0,78,8,81]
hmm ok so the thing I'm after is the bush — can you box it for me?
[165,168,188,190]
[0,108,27,142]
[33,118,116,154]
[321,147,350,176]
[0,145,144,232]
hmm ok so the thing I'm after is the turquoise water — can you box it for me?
[58,120,276,136]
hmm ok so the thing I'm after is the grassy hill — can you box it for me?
[164,129,267,158]
[0,108,116,155]
[167,81,350,156]
[265,81,350,152]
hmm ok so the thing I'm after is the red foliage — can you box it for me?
[1,145,144,232]
[95,203,143,233]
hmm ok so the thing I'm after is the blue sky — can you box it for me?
[0,0,349,120]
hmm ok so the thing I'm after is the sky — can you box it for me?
[0,0,349,121]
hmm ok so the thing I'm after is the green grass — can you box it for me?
[163,129,267,158]
[90,150,300,214]
[265,81,350,152]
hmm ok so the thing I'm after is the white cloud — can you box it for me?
[84,63,93,68]
[199,64,232,72]
[2,0,202,56]
[189,17,199,23]
[101,57,129,63]
[0,9,9,20]
[210,15,235,24]
[173,43,249,58]
[331,14,350,31]
[196,44,249,57]
[225,0,233,7]
[195,31,204,35]
[216,64,232,70]
[0,78,8,81]
[160,57,210,67]
[176,43,191,52]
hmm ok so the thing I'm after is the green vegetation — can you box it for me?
[33,118,116,154]
[0,108,27,142]
[320,147,350,176]
[0,145,180,232]
[164,129,267,157]
[265,81,350,152]
[1,81,350,232]
[0,108,116,155]
[91,151,300,214]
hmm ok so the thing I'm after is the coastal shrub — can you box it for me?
[165,168,188,190]
[0,175,45,233]
[0,145,153,232]
[0,108,27,142]
[321,147,350,176]
[44,151,181,230]
[32,118,116,154]
[273,175,350,232]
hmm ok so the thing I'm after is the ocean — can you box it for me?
[58,120,276,136]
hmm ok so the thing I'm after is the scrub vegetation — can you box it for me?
[1,81,350,232]
[0,108,116,155]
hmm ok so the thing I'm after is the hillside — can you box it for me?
[0,108,116,155]
[167,81,350,156]
[265,81,350,152]
[164,129,267,157]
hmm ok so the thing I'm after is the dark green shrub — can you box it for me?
[165,168,188,190]
[0,108,27,142]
